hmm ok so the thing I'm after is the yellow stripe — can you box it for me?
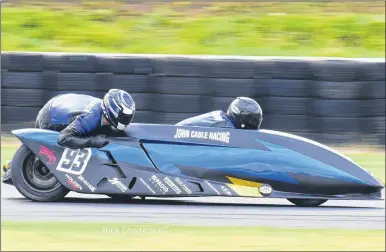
[226,184,263,197]
[226,176,263,197]
[226,176,263,187]
[3,163,9,170]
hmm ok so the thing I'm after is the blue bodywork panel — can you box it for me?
[142,140,366,185]
[9,124,384,198]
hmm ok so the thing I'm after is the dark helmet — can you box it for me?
[101,89,136,130]
[226,97,263,130]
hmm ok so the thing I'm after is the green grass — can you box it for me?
[1,146,17,164]
[345,152,385,183]
[1,221,385,251]
[1,2,385,57]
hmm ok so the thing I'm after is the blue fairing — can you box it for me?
[99,143,155,168]
[142,140,366,185]
[12,128,155,170]
[13,129,59,146]
[11,124,384,197]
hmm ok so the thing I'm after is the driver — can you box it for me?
[38,88,136,149]
[3,89,136,173]
[176,97,263,130]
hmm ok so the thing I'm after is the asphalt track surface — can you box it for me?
[2,183,385,230]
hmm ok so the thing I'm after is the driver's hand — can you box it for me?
[92,135,109,148]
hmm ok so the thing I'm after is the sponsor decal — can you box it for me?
[77,175,96,192]
[173,128,230,144]
[65,174,82,190]
[204,180,221,195]
[164,177,182,194]
[139,178,156,194]
[174,177,192,195]
[56,148,92,175]
[149,175,169,194]
[221,185,232,196]
[108,178,128,192]
[259,184,273,196]
[39,146,56,164]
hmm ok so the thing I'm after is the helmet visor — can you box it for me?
[116,109,134,130]
[244,116,263,130]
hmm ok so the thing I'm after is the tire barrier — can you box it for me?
[1,52,385,146]
[262,115,311,133]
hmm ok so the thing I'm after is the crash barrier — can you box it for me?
[1,52,385,146]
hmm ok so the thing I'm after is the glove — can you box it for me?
[91,135,109,148]
[58,123,110,149]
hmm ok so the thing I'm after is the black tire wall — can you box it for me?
[1,52,385,146]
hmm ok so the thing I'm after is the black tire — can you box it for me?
[44,54,98,73]
[360,81,386,99]
[287,198,328,207]
[153,57,210,77]
[153,76,211,95]
[358,62,385,81]
[1,89,48,107]
[97,55,153,74]
[360,116,386,134]
[310,60,360,82]
[151,94,211,113]
[311,99,363,118]
[209,59,260,79]
[310,81,364,99]
[1,106,40,123]
[262,97,311,115]
[2,52,44,71]
[311,117,361,134]
[46,73,100,91]
[212,78,262,97]
[264,79,309,97]
[11,144,69,202]
[154,112,200,125]
[272,59,312,80]
[306,133,361,146]
[262,115,310,133]
[107,194,134,201]
[1,70,44,89]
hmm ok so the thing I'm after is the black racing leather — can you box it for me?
[57,123,109,149]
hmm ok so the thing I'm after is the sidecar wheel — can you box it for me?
[287,198,328,207]
[11,144,69,202]
[107,194,134,201]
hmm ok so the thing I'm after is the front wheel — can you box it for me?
[11,144,69,202]
[287,198,328,207]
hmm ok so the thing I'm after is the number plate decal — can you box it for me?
[56,148,92,175]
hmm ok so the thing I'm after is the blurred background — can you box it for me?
[2,1,385,56]
[1,1,385,251]
[2,1,385,146]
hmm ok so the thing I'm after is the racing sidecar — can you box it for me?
[2,123,384,207]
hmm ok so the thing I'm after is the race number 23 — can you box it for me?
[56,148,92,175]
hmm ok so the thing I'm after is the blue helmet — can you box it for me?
[101,89,136,130]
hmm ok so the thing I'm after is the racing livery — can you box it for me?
[2,123,384,207]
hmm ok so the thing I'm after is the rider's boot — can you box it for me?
[2,160,11,173]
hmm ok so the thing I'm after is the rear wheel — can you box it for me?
[287,198,328,207]
[11,144,69,202]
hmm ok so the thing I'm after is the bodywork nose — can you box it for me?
[257,130,385,196]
